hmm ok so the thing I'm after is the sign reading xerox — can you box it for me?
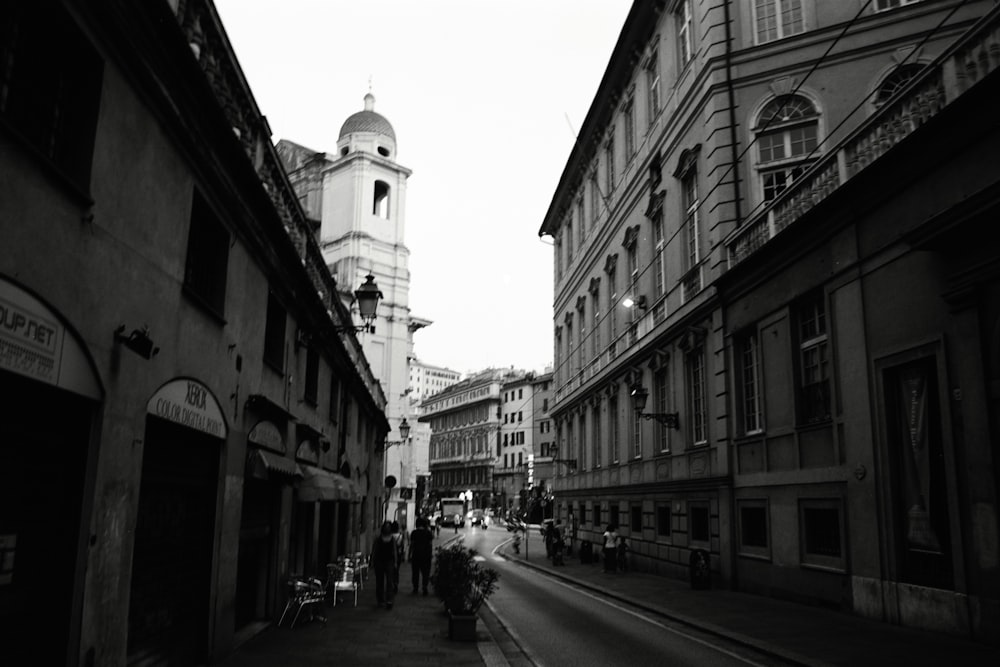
[147,378,227,438]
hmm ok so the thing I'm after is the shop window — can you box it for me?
[1,1,104,191]
[689,503,710,543]
[738,500,770,558]
[184,191,230,317]
[609,505,620,530]
[263,292,286,371]
[799,499,844,570]
[656,504,671,538]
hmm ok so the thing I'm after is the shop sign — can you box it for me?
[147,378,227,438]
[0,293,63,385]
[248,420,285,453]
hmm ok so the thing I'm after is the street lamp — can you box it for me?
[382,418,411,521]
[548,444,577,472]
[630,383,679,428]
[334,273,383,333]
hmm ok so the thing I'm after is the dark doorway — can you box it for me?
[885,357,953,589]
[235,478,279,628]
[127,416,220,665]
[0,371,94,666]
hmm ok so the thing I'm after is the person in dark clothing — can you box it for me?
[408,517,434,595]
[370,521,399,609]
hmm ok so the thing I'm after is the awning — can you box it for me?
[296,464,361,502]
[247,448,301,483]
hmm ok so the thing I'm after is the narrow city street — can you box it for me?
[460,526,787,667]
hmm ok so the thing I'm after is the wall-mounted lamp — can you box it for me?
[548,444,577,472]
[114,325,159,360]
[623,295,647,310]
[630,383,679,428]
[334,273,383,333]
[384,417,411,449]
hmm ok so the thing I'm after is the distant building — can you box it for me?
[497,373,535,512]
[420,368,525,509]
[407,355,462,514]
[530,371,555,517]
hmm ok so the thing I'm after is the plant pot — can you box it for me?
[447,611,478,642]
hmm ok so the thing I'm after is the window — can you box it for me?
[610,505,620,530]
[875,0,922,11]
[263,292,286,371]
[373,180,390,218]
[590,171,601,228]
[608,265,618,343]
[329,377,341,423]
[304,346,319,405]
[542,398,549,412]
[646,45,661,122]
[800,499,844,570]
[555,234,563,281]
[655,367,670,453]
[754,0,804,44]
[797,293,831,424]
[738,500,770,558]
[579,413,587,470]
[755,95,818,204]
[580,505,587,526]
[576,198,585,247]
[518,412,523,422]
[592,293,601,358]
[577,300,586,371]
[594,505,602,529]
[656,504,672,537]
[566,215,574,262]
[592,404,602,468]
[682,170,700,271]
[609,393,620,463]
[604,130,615,194]
[630,506,642,532]
[688,347,708,445]
[676,0,693,66]
[873,64,924,108]
[653,212,666,299]
[0,1,104,190]
[632,402,642,459]
[622,95,635,160]
[566,317,574,377]
[689,503,710,543]
[184,192,230,316]
[741,332,764,434]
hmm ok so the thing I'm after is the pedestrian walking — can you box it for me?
[552,520,565,566]
[616,534,630,572]
[602,524,618,573]
[370,521,399,609]
[408,517,433,596]
[453,513,461,533]
[391,520,405,591]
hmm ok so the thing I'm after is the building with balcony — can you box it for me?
[1,2,392,665]
[497,373,536,513]
[539,0,999,639]
[407,356,462,514]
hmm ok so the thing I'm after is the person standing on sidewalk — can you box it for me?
[370,521,399,609]
[616,534,630,572]
[391,520,405,591]
[602,524,618,573]
[408,517,434,595]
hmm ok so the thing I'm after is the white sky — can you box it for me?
[215,0,633,377]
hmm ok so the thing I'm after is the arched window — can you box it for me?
[373,180,390,218]
[873,64,923,109]
[755,94,819,204]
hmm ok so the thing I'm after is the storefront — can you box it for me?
[126,379,227,666]
[0,277,102,666]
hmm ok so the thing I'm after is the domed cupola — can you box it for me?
[337,93,396,158]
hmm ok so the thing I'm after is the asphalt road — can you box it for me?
[460,525,788,667]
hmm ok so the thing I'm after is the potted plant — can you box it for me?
[430,542,500,641]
